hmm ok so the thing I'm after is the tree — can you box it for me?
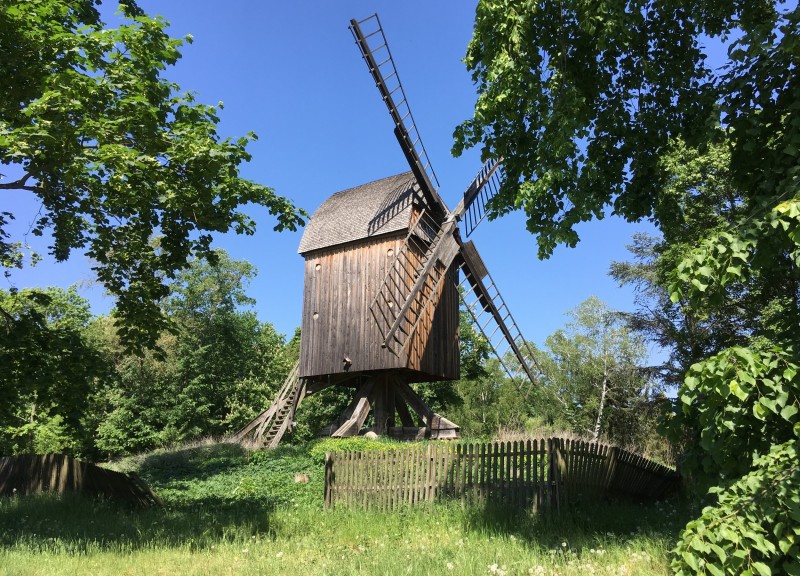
[162,250,292,436]
[0,286,103,455]
[609,142,743,388]
[543,297,653,445]
[458,2,799,572]
[93,250,293,456]
[454,2,797,261]
[0,0,305,351]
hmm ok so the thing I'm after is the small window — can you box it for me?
[315,263,321,271]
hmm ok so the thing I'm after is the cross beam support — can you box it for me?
[319,375,459,440]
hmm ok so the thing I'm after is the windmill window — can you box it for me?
[387,248,394,257]
[313,312,319,320]
[315,263,321,271]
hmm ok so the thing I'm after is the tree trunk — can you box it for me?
[592,358,609,442]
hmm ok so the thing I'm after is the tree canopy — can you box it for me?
[459,1,799,573]
[0,0,305,350]
[455,0,798,260]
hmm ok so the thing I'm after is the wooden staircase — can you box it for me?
[232,361,304,448]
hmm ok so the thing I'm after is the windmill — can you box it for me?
[234,14,542,447]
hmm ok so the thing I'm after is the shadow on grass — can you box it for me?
[460,496,692,551]
[131,442,248,484]
[0,491,275,553]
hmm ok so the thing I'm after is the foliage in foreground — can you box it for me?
[458,2,800,574]
[0,0,306,351]
[673,440,800,576]
[0,439,692,576]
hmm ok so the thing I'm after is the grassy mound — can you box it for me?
[0,439,693,575]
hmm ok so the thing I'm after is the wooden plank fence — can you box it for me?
[324,438,679,511]
[0,454,162,508]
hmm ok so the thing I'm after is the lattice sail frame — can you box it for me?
[349,14,442,210]
[458,251,544,398]
[352,13,542,391]
[369,209,455,354]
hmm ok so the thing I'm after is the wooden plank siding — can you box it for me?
[0,454,162,508]
[324,438,680,511]
[300,233,459,381]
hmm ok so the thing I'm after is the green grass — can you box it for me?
[0,439,693,575]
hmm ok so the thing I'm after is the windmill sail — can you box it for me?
[459,158,504,237]
[349,14,446,213]
[371,160,509,354]
[369,210,459,353]
[458,241,542,397]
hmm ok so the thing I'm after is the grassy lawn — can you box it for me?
[0,441,692,575]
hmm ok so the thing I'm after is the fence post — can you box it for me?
[324,452,333,510]
[426,444,433,503]
[546,438,557,513]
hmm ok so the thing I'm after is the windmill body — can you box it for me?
[234,14,543,447]
[298,172,459,383]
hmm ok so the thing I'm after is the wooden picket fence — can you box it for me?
[323,438,679,511]
[0,453,162,508]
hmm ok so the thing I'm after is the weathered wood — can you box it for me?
[393,379,460,438]
[324,437,680,512]
[300,234,459,381]
[324,452,333,509]
[333,398,371,438]
[372,379,388,435]
[394,393,416,427]
[0,454,161,508]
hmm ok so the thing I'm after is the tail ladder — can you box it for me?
[232,361,304,448]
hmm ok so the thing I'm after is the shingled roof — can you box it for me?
[298,172,421,254]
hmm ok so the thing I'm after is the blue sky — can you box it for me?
[5,1,665,358]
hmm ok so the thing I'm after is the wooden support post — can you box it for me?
[394,379,459,439]
[372,378,389,435]
[319,380,375,437]
[395,394,417,427]
[386,384,396,429]
[332,381,375,437]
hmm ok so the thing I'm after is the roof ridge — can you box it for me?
[329,171,415,197]
[297,171,419,254]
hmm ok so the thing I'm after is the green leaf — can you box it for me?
[752,562,771,576]
[682,550,699,572]
[780,404,798,421]
[710,543,727,563]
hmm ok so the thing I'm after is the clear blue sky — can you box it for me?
[6,1,664,358]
